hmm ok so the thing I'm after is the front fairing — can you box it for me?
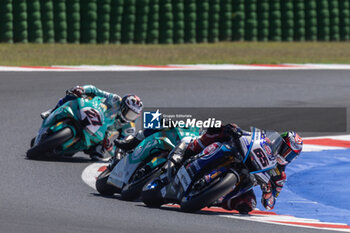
[163,142,232,202]
[241,127,281,183]
[190,142,231,174]
[107,154,136,189]
[34,101,78,146]
[107,135,175,189]
[163,169,187,202]
[35,96,111,150]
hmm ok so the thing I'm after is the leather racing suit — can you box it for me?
[53,85,136,158]
[183,124,288,213]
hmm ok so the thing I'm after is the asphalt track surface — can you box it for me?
[1,70,350,233]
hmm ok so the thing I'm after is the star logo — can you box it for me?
[143,109,162,129]
[150,109,162,122]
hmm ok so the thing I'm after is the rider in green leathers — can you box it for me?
[41,85,143,160]
[114,127,200,174]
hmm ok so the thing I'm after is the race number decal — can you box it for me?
[80,107,103,134]
[253,148,269,167]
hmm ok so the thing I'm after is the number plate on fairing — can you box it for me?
[245,128,280,175]
[107,155,139,189]
[80,107,103,134]
[176,166,192,191]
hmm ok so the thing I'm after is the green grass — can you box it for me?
[1,42,350,66]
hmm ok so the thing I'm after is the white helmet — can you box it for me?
[120,94,143,122]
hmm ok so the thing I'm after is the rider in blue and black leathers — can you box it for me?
[182,124,303,213]
[117,123,303,214]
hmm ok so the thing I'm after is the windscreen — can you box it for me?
[264,131,282,156]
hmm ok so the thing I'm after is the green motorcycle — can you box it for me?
[96,127,200,201]
[27,96,116,160]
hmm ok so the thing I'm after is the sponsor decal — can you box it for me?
[263,144,272,155]
[193,160,201,171]
[203,143,219,154]
[242,136,250,147]
[262,143,276,161]
[161,187,167,198]
[131,140,158,161]
[177,166,192,190]
[201,143,220,160]
[125,128,135,135]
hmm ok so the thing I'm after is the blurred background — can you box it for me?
[1,0,350,66]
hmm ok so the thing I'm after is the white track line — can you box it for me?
[5,64,350,71]
[221,214,350,232]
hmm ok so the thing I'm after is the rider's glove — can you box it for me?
[66,86,84,97]
[224,123,242,139]
[103,138,113,152]
[261,179,282,210]
[272,173,286,197]
[261,181,275,209]
[261,192,276,210]
[114,136,141,151]
[261,181,272,193]
[270,168,287,197]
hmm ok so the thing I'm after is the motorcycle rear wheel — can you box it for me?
[26,128,73,160]
[180,172,238,213]
[141,179,164,208]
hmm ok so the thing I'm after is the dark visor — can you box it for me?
[280,145,298,163]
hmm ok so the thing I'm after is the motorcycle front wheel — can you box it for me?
[121,164,164,201]
[96,166,121,196]
[141,179,164,208]
[180,171,238,213]
[26,128,73,160]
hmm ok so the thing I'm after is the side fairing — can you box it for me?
[128,136,175,164]
[42,101,78,128]
[107,135,175,189]
[77,97,109,147]
[35,96,112,151]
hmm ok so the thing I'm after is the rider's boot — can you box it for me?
[134,164,152,179]
[114,136,141,151]
[221,189,257,214]
[84,144,105,161]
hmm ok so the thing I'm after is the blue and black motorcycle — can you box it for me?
[141,127,282,213]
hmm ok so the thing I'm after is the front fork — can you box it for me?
[49,120,79,151]
[192,167,231,191]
